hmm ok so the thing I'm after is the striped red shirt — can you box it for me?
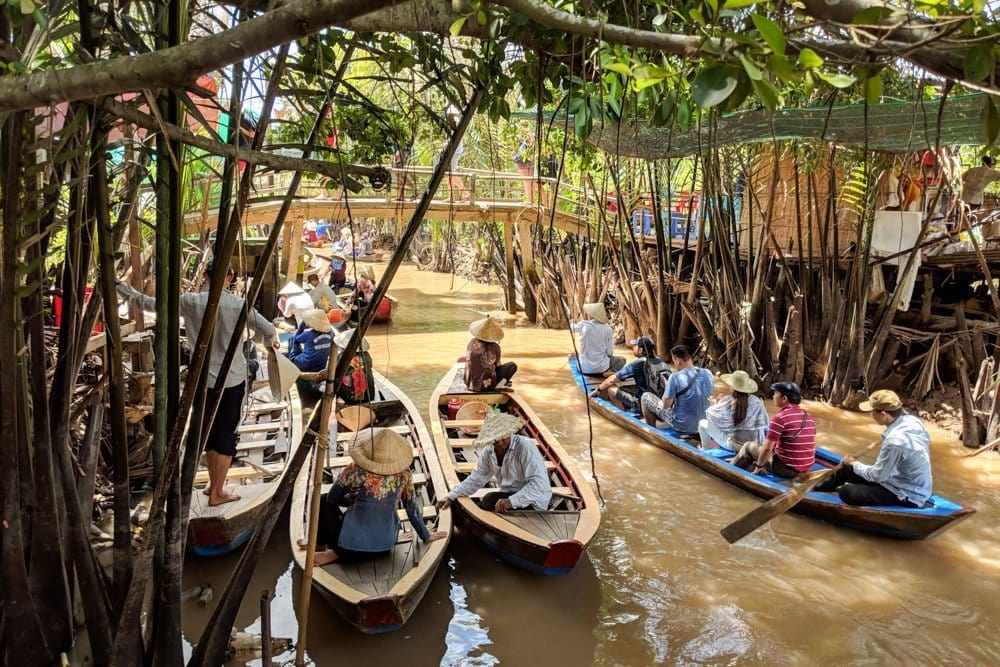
[767,403,816,471]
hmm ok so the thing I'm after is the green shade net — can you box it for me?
[586,94,991,158]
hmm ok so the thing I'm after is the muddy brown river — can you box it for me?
[179,263,999,665]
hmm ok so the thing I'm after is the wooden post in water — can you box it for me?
[504,220,516,313]
[518,219,537,322]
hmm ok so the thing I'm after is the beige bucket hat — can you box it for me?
[469,316,504,343]
[278,281,305,296]
[302,308,333,333]
[455,400,491,435]
[720,370,758,394]
[334,328,370,352]
[473,411,525,447]
[267,351,301,400]
[859,389,903,412]
[582,302,609,323]
[348,428,411,475]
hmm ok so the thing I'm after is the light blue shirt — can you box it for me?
[663,367,714,434]
[853,413,933,506]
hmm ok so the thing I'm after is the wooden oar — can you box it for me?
[964,436,1000,457]
[720,439,882,544]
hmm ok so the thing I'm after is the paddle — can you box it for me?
[965,436,1000,457]
[720,439,882,544]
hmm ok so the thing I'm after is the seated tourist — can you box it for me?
[287,309,332,403]
[464,316,517,391]
[435,412,551,513]
[732,381,816,478]
[570,302,624,376]
[639,344,714,435]
[358,231,375,256]
[307,272,337,311]
[592,336,669,414]
[698,370,769,451]
[815,390,932,507]
[300,428,447,566]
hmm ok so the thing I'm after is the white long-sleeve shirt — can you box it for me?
[117,283,276,389]
[281,292,315,326]
[571,319,614,374]
[853,414,933,506]
[447,434,552,510]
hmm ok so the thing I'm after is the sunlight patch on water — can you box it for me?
[442,558,499,667]
[681,604,755,663]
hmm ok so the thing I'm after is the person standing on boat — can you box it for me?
[815,390,932,507]
[116,262,278,506]
[306,273,337,312]
[732,381,816,478]
[464,316,517,391]
[639,344,714,435]
[570,302,624,376]
[286,309,333,404]
[301,428,447,566]
[592,336,669,414]
[436,412,551,514]
[697,370,769,451]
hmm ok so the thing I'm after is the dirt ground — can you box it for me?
[909,384,966,441]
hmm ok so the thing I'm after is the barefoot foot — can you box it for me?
[208,493,241,507]
[314,549,338,566]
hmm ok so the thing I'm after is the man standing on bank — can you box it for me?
[732,381,816,478]
[117,263,278,506]
[815,390,932,507]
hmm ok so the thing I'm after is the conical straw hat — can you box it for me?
[720,370,757,394]
[336,404,375,432]
[302,308,333,333]
[473,411,525,447]
[278,281,305,296]
[469,316,504,343]
[582,302,608,323]
[348,427,411,475]
[267,350,301,400]
[455,400,491,435]
[334,328,370,352]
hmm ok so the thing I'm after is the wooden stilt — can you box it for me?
[504,221,516,314]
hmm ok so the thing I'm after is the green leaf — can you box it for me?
[19,0,33,14]
[751,77,779,110]
[477,10,487,25]
[964,44,995,82]
[652,13,668,27]
[705,0,719,16]
[676,99,692,132]
[691,65,740,109]
[797,48,823,69]
[31,7,46,28]
[690,8,705,25]
[851,6,893,24]
[863,73,882,105]
[816,71,857,88]
[766,54,798,82]
[738,53,763,81]
[449,16,467,37]
[752,14,786,55]
[982,97,1000,146]
[723,0,759,8]
[604,62,631,76]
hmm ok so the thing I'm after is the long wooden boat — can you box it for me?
[289,371,451,633]
[334,293,397,323]
[429,362,601,575]
[188,386,303,557]
[570,359,975,539]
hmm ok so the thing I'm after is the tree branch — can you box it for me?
[0,0,398,112]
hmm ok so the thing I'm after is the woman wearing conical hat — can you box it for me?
[697,370,768,451]
[464,316,517,391]
[286,309,333,404]
[300,428,447,566]
[435,412,551,514]
[570,302,625,376]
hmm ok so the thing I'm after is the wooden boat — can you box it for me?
[188,387,303,557]
[429,362,601,575]
[357,252,384,263]
[289,371,451,633]
[334,293,397,323]
[569,359,975,540]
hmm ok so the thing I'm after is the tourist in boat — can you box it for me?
[276,281,314,328]
[592,336,669,414]
[358,231,375,257]
[570,302,624,376]
[815,390,932,507]
[464,316,517,391]
[639,344,714,435]
[306,272,337,311]
[436,412,551,513]
[333,328,375,405]
[116,262,278,506]
[344,267,376,323]
[287,309,333,403]
[697,370,769,451]
[302,428,447,566]
[732,381,816,478]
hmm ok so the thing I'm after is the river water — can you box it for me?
[181,263,1000,665]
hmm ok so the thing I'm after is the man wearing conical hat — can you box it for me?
[464,316,517,391]
[117,262,278,506]
[435,412,551,513]
[570,302,624,376]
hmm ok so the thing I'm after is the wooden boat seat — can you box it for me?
[237,421,282,435]
[193,462,283,484]
[395,506,436,521]
[326,448,420,468]
[448,437,478,448]
[246,401,287,415]
[235,440,275,452]
[441,419,485,428]
[335,424,410,442]
[454,460,556,473]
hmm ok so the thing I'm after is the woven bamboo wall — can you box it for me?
[739,145,861,259]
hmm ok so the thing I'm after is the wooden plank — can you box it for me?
[246,402,287,415]
[335,424,410,441]
[396,506,436,521]
[237,421,282,435]
[441,419,484,428]
[454,461,556,473]
[448,438,478,448]
[235,439,275,452]
[193,462,283,485]
[327,448,420,468]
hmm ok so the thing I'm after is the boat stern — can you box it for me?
[358,594,404,633]
[542,539,585,576]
